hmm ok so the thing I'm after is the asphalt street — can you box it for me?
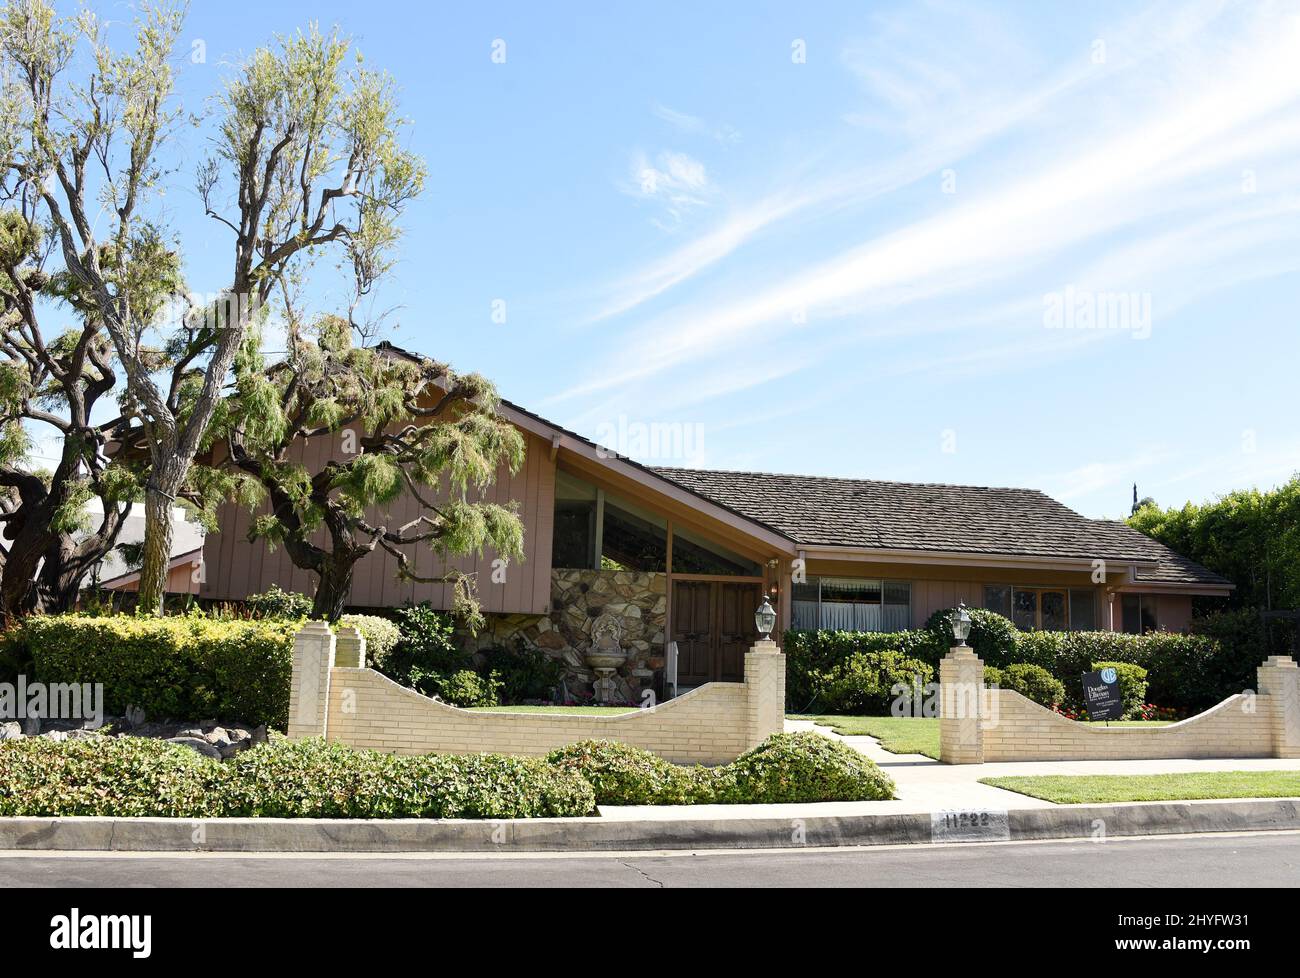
[1,831,1298,887]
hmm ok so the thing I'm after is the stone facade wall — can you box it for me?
[458,569,667,703]
[939,650,1300,764]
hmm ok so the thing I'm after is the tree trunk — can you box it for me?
[136,486,176,616]
[311,555,356,623]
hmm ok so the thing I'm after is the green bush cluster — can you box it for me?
[547,732,895,806]
[378,606,564,707]
[1092,661,1149,719]
[1000,663,1065,708]
[339,614,401,666]
[809,649,934,715]
[787,606,1268,715]
[243,585,312,620]
[0,737,593,819]
[0,732,893,818]
[17,613,298,728]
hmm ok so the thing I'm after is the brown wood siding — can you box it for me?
[200,429,556,615]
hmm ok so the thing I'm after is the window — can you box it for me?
[670,525,762,576]
[983,585,1012,618]
[1069,589,1096,631]
[988,584,1097,631]
[790,577,912,632]
[552,471,666,571]
[1121,594,1159,634]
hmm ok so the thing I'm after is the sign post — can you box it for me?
[1081,667,1123,723]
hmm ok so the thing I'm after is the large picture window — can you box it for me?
[1121,594,1159,634]
[983,584,1098,631]
[792,577,912,632]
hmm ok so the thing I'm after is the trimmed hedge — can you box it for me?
[547,733,896,806]
[546,740,708,806]
[19,613,298,728]
[339,614,401,666]
[0,736,596,819]
[810,649,934,715]
[0,732,892,818]
[787,608,1266,715]
[1001,663,1065,708]
[218,738,595,819]
[0,736,219,818]
[1093,661,1149,719]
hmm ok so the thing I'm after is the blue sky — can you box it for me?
[60,0,1300,519]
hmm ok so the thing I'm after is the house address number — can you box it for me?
[930,809,1010,843]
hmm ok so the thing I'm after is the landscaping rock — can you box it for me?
[0,721,22,740]
[20,716,41,736]
[125,705,147,729]
[167,737,222,761]
[251,724,268,745]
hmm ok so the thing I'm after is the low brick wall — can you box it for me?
[287,622,786,765]
[982,691,1275,761]
[940,647,1300,764]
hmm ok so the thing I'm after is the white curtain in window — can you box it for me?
[792,600,819,631]
[882,604,911,632]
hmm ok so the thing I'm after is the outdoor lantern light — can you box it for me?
[949,602,972,646]
[755,596,777,641]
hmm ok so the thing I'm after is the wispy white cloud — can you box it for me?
[558,3,1300,406]
[651,102,740,144]
[621,149,714,227]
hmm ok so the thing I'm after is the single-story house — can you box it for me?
[198,342,1231,701]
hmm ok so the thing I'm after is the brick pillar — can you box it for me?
[287,621,335,740]
[940,646,984,764]
[744,639,786,748]
[334,625,367,668]
[1257,655,1300,759]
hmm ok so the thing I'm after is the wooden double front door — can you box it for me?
[671,579,762,685]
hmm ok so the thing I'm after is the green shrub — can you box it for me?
[1001,663,1066,707]
[208,738,596,819]
[411,667,501,708]
[0,736,220,817]
[810,650,933,715]
[339,614,401,667]
[782,629,934,710]
[244,585,312,620]
[20,613,298,728]
[480,644,566,703]
[717,732,895,804]
[1092,661,1149,719]
[546,740,708,806]
[983,665,1003,687]
[923,607,1019,667]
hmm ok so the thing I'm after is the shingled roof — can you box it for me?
[652,467,1230,588]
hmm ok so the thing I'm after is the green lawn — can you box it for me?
[982,770,1300,804]
[465,705,637,716]
[794,715,1173,762]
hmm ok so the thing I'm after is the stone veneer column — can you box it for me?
[1257,655,1300,759]
[287,621,335,740]
[940,646,985,764]
[744,639,786,748]
[334,625,367,668]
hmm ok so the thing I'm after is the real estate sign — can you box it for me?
[1081,667,1123,721]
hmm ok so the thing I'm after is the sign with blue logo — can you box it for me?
[1082,668,1123,721]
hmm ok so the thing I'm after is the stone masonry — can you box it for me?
[458,569,667,703]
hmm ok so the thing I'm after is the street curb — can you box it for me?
[0,798,1297,852]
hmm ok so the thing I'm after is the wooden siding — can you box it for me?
[200,429,555,615]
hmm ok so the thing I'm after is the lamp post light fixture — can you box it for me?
[755,596,777,641]
[949,602,972,647]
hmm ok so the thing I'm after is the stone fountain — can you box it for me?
[585,612,628,704]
